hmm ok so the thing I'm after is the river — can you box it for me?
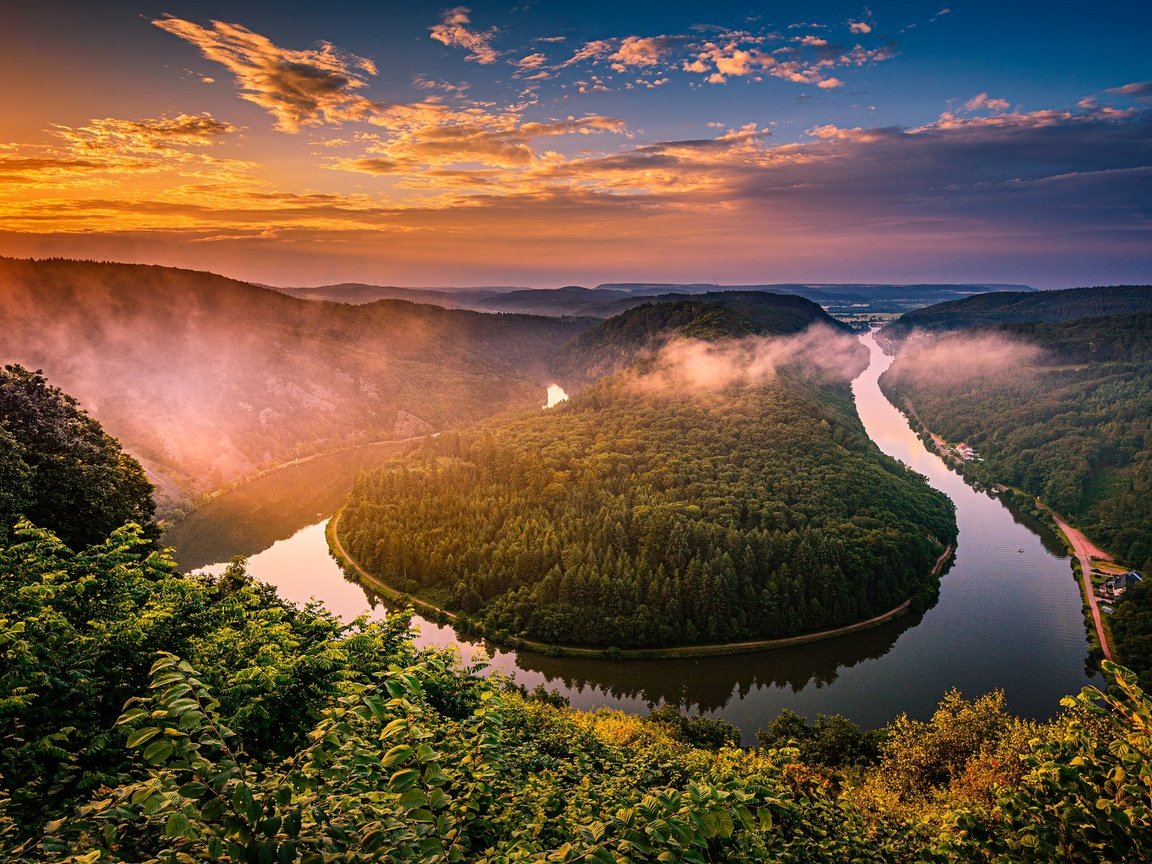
[164,332,1097,742]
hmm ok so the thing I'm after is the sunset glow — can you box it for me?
[2,1,1149,287]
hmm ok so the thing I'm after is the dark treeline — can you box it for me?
[341,337,956,649]
[883,284,1152,338]
[0,364,155,548]
[1112,577,1152,690]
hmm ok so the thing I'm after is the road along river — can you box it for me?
[165,332,1097,743]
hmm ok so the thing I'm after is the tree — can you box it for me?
[0,426,31,541]
[0,364,155,548]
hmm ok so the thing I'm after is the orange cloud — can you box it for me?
[610,36,676,71]
[684,33,892,86]
[153,17,379,132]
[429,7,500,65]
[53,114,237,154]
[333,105,629,182]
[0,113,248,191]
[964,93,1011,112]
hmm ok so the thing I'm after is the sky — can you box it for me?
[1,1,1149,289]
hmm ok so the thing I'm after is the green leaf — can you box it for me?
[143,739,175,764]
[382,744,414,768]
[389,768,420,792]
[179,781,208,799]
[399,788,427,810]
[126,726,161,748]
[164,811,191,838]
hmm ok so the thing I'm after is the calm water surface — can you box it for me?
[165,337,1096,742]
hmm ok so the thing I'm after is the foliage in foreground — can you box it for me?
[2,521,1152,862]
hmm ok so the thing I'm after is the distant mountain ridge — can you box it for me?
[278,281,1034,318]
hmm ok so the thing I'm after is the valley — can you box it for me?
[3,266,1146,861]
[4,4,1149,856]
[165,329,1096,739]
[0,257,592,509]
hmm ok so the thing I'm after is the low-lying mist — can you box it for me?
[629,324,867,395]
[0,258,589,508]
[885,332,1047,389]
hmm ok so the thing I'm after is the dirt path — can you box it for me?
[328,509,459,625]
[330,508,952,660]
[1047,508,1113,661]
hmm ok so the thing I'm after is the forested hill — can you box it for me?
[993,310,1152,364]
[0,257,593,507]
[339,301,956,650]
[555,292,844,385]
[880,309,1152,572]
[882,284,1152,339]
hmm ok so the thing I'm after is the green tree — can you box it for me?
[0,365,155,548]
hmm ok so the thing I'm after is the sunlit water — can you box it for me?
[545,383,569,408]
[167,351,1096,742]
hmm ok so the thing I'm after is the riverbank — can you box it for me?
[166,328,1095,732]
[156,435,434,522]
[1044,508,1115,662]
[327,509,951,661]
[888,396,1116,663]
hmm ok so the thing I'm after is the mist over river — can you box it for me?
[165,332,1096,743]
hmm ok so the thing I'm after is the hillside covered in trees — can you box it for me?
[0,364,155,549]
[338,300,956,649]
[880,300,1152,571]
[880,292,1152,687]
[551,292,848,386]
[0,257,593,508]
[881,284,1152,339]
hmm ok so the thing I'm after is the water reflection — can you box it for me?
[509,612,921,712]
[165,442,413,570]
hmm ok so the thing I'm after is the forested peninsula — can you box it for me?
[338,298,956,650]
